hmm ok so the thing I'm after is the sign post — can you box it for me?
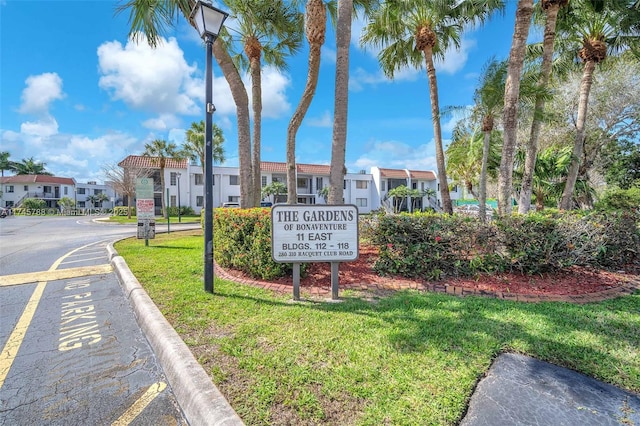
[271,204,359,300]
[136,178,155,246]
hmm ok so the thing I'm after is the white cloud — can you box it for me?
[168,128,186,144]
[434,38,477,75]
[47,153,88,169]
[322,46,336,64]
[142,114,182,131]
[97,35,200,116]
[20,116,59,138]
[19,73,65,115]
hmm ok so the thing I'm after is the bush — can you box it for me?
[594,187,640,213]
[22,198,47,210]
[213,207,299,280]
[167,206,195,217]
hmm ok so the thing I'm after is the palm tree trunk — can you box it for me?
[329,0,352,205]
[518,4,560,214]
[213,39,252,209]
[159,166,166,218]
[250,55,262,208]
[424,50,452,214]
[479,129,491,221]
[287,0,326,205]
[498,0,534,216]
[560,60,596,210]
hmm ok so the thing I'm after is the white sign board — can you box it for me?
[135,178,155,219]
[136,199,155,219]
[271,204,359,263]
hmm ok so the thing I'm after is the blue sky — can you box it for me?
[1,0,524,183]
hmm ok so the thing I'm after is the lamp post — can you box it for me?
[191,1,228,294]
[176,172,181,223]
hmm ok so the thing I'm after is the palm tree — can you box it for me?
[119,0,253,209]
[143,139,184,219]
[514,145,572,210]
[12,157,52,175]
[224,0,303,207]
[183,120,226,169]
[558,0,640,209]
[0,151,12,177]
[261,181,287,204]
[518,0,569,214]
[362,0,505,214]
[286,0,332,204]
[497,0,535,216]
[472,58,507,221]
[445,125,484,200]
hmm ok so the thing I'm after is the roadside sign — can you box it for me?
[136,178,154,199]
[136,199,155,219]
[137,219,156,239]
[135,178,155,219]
[271,204,359,263]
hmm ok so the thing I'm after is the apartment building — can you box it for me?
[0,175,116,210]
[118,155,460,215]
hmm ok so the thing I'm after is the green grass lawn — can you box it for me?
[115,231,640,425]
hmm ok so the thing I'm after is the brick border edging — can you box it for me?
[214,264,640,304]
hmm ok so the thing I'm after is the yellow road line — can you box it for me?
[0,281,47,388]
[0,264,113,287]
[111,382,167,426]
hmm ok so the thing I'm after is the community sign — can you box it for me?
[271,204,359,263]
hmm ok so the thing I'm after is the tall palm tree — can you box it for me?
[286,0,334,204]
[12,157,52,175]
[119,0,253,209]
[0,151,12,177]
[183,120,226,169]
[497,0,535,216]
[472,58,507,221]
[445,124,483,200]
[362,0,505,214]
[518,0,569,213]
[224,0,303,207]
[143,139,184,219]
[558,0,640,209]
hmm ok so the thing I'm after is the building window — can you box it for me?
[94,189,103,195]
[262,176,267,187]
[356,180,368,189]
[316,177,323,190]
[195,174,203,185]
[44,186,51,194]
[343,180,347,189]
[170,172,177,185]
[230,175,239,185]
[170,195,176,207]
[77,201,86,208]
[6,201,14,207]
[421,182,425,191]
[24,185,28,191]
[6,185,14,193]
[64,187,68,195]
[228,196,240,202]
[452,185,458,193]
[196,196,203,207]
[77,188,86,195]
[356,198,367,207]
[273,176,283,183]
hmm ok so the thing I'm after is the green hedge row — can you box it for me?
[369,210,639,279]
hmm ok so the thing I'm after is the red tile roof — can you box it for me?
[0,175,76,185]
[118,155,188,169]
[378,168,409,179]
[260,161,330,175]
[409,170,436,180]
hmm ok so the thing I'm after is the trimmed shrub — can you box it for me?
[594,187,640,213]
[213,207,298,280]
[22,198,47,210]
[167,206,195,217]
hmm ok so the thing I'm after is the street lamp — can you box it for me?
[191,1,228,294]
[176,172,181,223]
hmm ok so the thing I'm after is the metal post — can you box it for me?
[204,33,215,294]
[331,262,339,300]
[177,173,182,223]
[166,188,170,233]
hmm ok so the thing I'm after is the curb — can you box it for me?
[107,243,244,426]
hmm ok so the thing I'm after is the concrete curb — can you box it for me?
[107,243,244,426]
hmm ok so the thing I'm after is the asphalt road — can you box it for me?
[0,214,187,425]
